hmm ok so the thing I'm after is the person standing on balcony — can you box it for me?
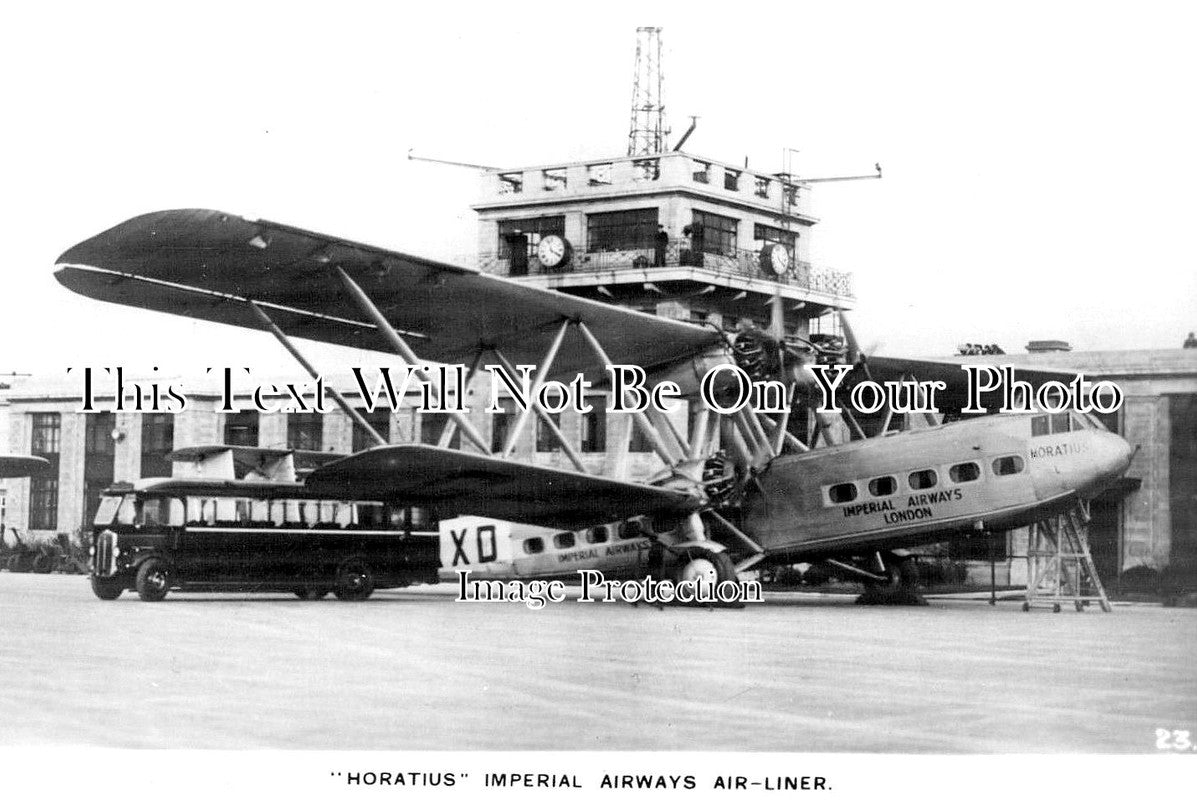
[684,221,705,267]
[654,225,669,267]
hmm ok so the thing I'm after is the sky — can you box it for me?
[2,0,1194,380]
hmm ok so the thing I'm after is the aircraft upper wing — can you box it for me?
[55,209,723,377]
[863,355,1080,414]
[304,444,703,529]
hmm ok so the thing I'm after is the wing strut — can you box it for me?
[334,266,491,453]
[493,349,589,473]
[247,301,388,447]
[499,319,572,458]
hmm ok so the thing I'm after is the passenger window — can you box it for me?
[908,470,937,490]
[117,496,138,526]
[139,498,164,526]
[651,516,676,534]
[166,499,184,527]
[992,455,1025,476]
[1050,413,1070,434]
[619,520,643,539]
[828,483,857,504]
[948,462,981,483]
[868,476,896,497]
[1031,415,1049,437]
[523,537,544,555]
[553,532,576,549]
[586,526,609,544]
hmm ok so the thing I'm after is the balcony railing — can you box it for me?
[471,242,854,298]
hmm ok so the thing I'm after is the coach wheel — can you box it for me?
[295,588,329,601]
[90,575,124,600]
[135,558,171,602]
[672,547,740,607]
[333,560,374,602]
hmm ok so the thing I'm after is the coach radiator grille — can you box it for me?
[94,531,117,576]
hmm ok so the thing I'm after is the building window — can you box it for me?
[497,216,566,261]
[542,167,567,192]
[353,409,391,452]
[754,223,798,260]
[581,406,606,453]
[691,210,738,256]
[491,399,515,452]
[754,175,771,198]
[692,160,710,183]
[420,415,460,448]
[287,414,323,451]
[84,412,117,523]
[140,413,175,479]
[536,413,562,452]
[724,168,741,191]
[224,411,259,447]
[29,413,61,530]
[629,420,654,453]
[587,208,658,252]
[587,162,612,186]
[498,172,523,194]
[631,158,660,181]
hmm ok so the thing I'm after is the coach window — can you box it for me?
[828,483,857,504]
[948,462,981,483]
[523,537,545,555]
[1031,415,1049,436]
[868,476,897,497]
[1050,412,1071,434]
[992,455,1025,476]
[586,526,609,544]
[909,469,938,490]
[619,520,643,539]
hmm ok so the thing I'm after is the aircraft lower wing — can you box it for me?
[304,444,703,529]
[0,455,50,478]
[55,209,723,378]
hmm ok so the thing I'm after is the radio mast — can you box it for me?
[627,27,669,155]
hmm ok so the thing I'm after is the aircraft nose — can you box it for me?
[1097,432,1135,478]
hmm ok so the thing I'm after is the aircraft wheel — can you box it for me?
[884,556,919,588]
[135,558,171,602]
[90,575,124,600]
[295,588,329,601]
[333,559,374,602]
[1022,601,1030,612]
[1052,603,1061,613]
[672,547,741,607]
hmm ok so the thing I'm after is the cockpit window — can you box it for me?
[1070,412,1092,430]
[1049,413,1070,434]
[1031,415,1049,437]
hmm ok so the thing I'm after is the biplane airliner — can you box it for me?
[54,210,1135,603]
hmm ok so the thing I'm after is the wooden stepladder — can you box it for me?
[1023,501,1112,613]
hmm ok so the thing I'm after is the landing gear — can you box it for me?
[855,553,926,606]
[671,547,742,607]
